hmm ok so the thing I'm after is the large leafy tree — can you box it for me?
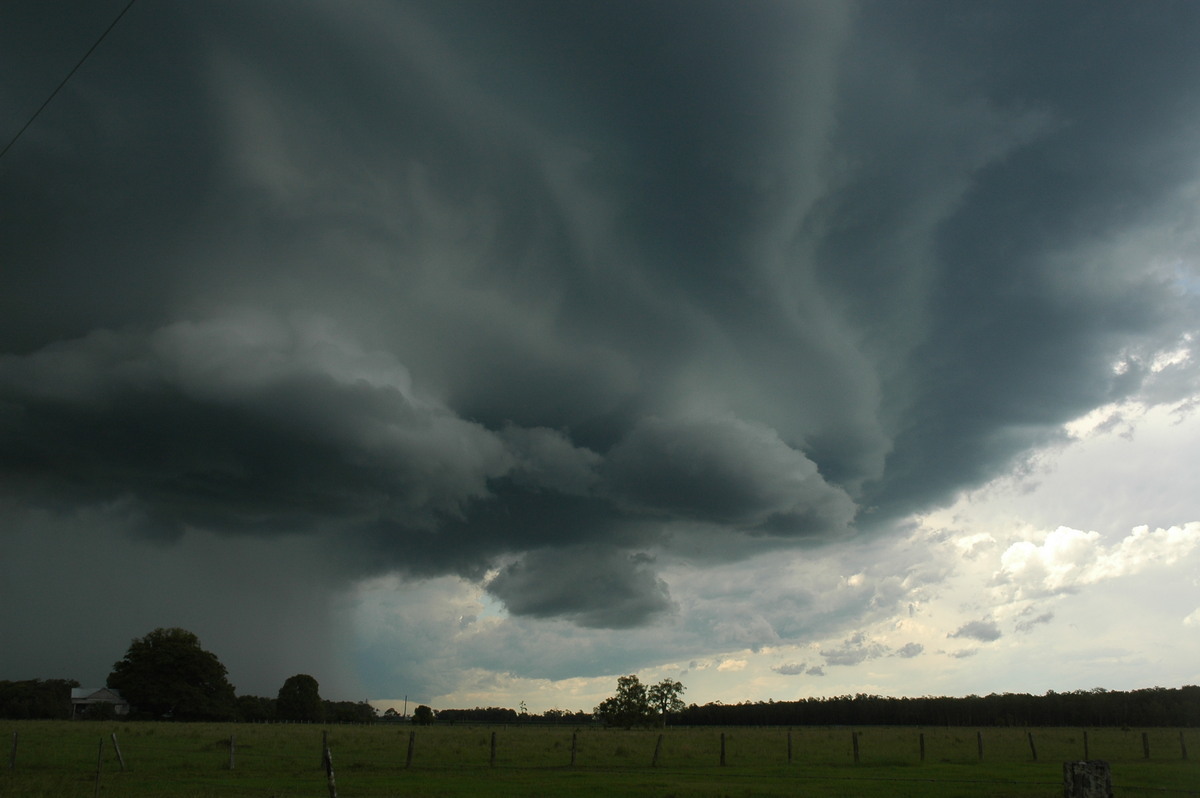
[277,674,323,722]
[594,675,654,728]
[107,627,236,720]
[648,678,686,724]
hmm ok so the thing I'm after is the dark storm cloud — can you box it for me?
[603,415,854,531]
[1015,611,1055,634]
[0,314,511,536]
[772,663,808,676]
[3,0,1200,643]
[950,620,1003,643]
[819,632,889,667]
[485,547,673,629]
[771,662,827,677]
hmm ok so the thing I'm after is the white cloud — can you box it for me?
[995,523,1200,600]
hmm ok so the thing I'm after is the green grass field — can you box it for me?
[2,721,1196,797]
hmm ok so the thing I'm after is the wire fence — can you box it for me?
[4,723,1198,797]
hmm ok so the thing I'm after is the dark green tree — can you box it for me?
[324,700,378,723]
[412,704,435,725]
[594,675,654,728]
[236,694,277,722]
[0,679,78,719]
[107,627,236,720]
[648,678,686,725]
[277,674,323,722]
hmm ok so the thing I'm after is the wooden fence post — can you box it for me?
[490,731,497,767]
[110,732,125,771]
[228,734,235,771]
[852,731,860,764]
[324,744,338,798]
[720,732,726,766]
[1142,732,1150,760]
[406,731,415,768]
[93,737,104,798]
[651,734,663,767]
[8,731,15,770]
[570,732,577,767]
[919,732,925,763]
[1028,732,1037,761]
[977,731,984,761]
[1180,731,1188,761]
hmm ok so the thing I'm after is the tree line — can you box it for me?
[677,686,1200,728]
[1,627,374,723]
[5,628,1197,728]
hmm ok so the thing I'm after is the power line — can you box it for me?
[0,0,138,164]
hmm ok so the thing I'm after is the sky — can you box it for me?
[1,0,1199,714]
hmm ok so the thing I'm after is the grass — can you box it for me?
[1,721,1196,797]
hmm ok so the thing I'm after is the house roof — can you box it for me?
[70,687,126,701]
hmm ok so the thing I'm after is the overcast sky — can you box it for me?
[2,0,1198,712]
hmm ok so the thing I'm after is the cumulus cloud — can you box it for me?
[995,524,1200,600]
[894,642,924,658]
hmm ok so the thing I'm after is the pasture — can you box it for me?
[2,721,1197,797]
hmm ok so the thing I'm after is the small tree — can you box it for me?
[277,674,323,722]
[412,704,435,725]
[594,675,654,728]
[648,679,685,725]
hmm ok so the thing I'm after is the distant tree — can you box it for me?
[236,694,277,723]
[594,675,654,728]
[0,679,78,719]
[324,700,378,723]
[277,674,323,722]
[436,706,518,724]
[648,679,686,725]
[107,627,236,720]
[412,704,435,725]
[383,707,399,719]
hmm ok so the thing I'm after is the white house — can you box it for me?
[70,687,130,719]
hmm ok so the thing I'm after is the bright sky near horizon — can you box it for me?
[2,1,1198,714]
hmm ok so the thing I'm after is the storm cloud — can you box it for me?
[3,0,1200,697]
